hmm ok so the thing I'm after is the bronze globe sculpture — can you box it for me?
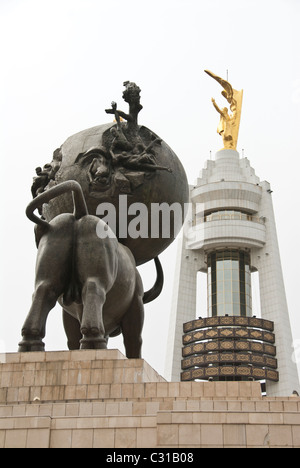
[20,82,189,356]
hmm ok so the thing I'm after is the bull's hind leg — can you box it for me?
[76,217,118,350]
[121,276,145,359]
[19,216,74,352]
[19,280,64,352]
[79,278,108,349]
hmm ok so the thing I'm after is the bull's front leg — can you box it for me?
[80,278,107,349]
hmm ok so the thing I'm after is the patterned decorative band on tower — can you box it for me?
[181,315,279,383]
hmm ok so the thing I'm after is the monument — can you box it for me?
[166,71,300,397]
[1,78,300,449]
[19,81,189,356]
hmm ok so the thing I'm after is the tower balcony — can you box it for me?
[186,214,266,250]
[191,180,263,214]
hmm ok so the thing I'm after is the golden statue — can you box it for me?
[205,70,243,150]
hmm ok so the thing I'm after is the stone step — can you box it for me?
[1,349,126,364]
[0,381,263,405]
[0,350,165,388]
[0,413,158,448]
[156,408,300,448]
[1,406,300,448]
[1,398,299,419]
[1,350,266,404]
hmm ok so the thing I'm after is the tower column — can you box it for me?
[165,233,203,381]
[251,181,299,396]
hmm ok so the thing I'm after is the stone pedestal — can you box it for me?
[0,350,300,448]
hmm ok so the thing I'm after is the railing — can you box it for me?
[192,211,265,226]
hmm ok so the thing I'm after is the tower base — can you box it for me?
[0,350,299,448]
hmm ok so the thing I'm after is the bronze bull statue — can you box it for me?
[18,181,163,357]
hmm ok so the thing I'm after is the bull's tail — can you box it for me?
[26,180,89,227]
[143,257,164,304]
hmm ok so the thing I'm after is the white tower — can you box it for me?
[165,149,299,397]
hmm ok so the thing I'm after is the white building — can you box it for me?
[165,148,299,397]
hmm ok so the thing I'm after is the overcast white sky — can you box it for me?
[1,0,300,378]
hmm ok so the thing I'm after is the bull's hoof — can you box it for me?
[80,336,107,350]
[18,337,45,352]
